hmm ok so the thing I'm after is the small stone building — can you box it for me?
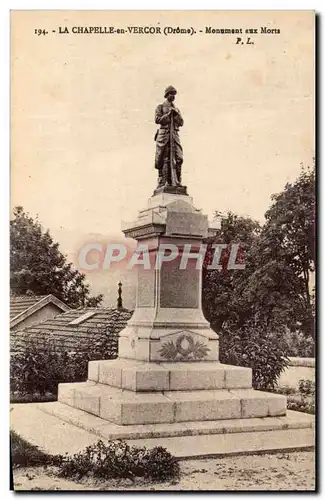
[10,294,71,331]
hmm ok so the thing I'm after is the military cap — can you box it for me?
[164,85,177,98]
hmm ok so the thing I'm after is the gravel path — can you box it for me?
[13,450,315,491]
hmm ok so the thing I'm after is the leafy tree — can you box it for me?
[202,211,262,331]
[10,206,103,308]
[203,162,315,338]
[202,212,290,390]
[202,162,315,387]
[255,163,315,337]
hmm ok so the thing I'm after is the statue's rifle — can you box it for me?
[169,108,178,186]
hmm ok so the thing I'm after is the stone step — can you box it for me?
[11,403,314,458]
[39,402,313,442]
[58,381,286,425]
[126,427,315,459]
[88,359,253,391]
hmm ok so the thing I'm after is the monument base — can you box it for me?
[55,359,287,425]
[153,185,188,196]
[28,358,313,456]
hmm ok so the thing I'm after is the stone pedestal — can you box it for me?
[119,192,219,363]
[36,191,314,456]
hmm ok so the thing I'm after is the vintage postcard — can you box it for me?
[10,10,315,491]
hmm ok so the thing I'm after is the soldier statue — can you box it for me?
[154,86,184,189]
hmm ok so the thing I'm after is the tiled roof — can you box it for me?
[11,307,133,354]
[10,295,47,320]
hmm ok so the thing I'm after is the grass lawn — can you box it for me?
[11,430,60,468]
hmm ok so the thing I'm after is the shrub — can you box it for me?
[284,330,315,357]
[11,340,67,396]
[10,391,57,404]
[59,439,180,483]
[287,397,315,415]
[143,446,180,482]
[268,378,315,414]
[272,385,297,396]
[219,318,289,391]
[298,378,315,396]
[10,327,118,397]
[275,379,316,415]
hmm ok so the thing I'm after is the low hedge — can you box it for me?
[10,333,117,397]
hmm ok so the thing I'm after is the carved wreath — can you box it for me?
[158,334,211,360]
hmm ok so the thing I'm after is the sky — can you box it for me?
[11,10,314,307]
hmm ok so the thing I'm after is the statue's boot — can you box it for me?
[162,163,169,187]
[176,165,182,186]
[157,176,164,188]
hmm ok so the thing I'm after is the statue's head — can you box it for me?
[164,85,177,102]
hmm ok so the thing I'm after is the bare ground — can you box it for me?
[13,450,315,491]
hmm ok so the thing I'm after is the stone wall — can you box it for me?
[278,357,315,389]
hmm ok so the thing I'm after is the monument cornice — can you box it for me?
[123,223,165,240]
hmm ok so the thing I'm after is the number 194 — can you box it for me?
[34,28,48,36]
